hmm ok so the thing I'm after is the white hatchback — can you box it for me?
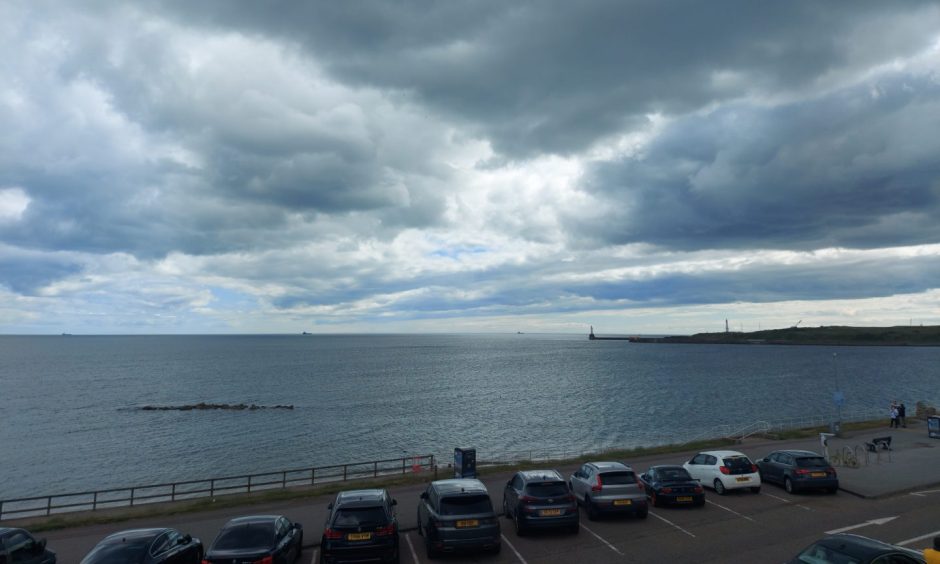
[682,450,761,495]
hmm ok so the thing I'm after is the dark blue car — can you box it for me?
[756,450,838,494]
[638,465,705,507]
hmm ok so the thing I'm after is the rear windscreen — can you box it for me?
[723,456,753,470]
[439,495,492,515]
[599,471,636,485]
[524,481,569,497]
[795,457,829,468]
[333,507,388,528]
[212,525,274,550]
[658,469,691,481]
[84,541,149,564]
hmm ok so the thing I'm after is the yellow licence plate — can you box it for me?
[735,477,749,482]
[347,532,372,541]
[677,496,693,502]
[539,509,562,516]
[613,499,632,506]
[456,519,479,528]
[811,472,826,478]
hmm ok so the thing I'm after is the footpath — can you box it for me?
[24,419,940,563]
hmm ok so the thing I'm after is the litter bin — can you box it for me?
[829,421,841,436]
[454,447,476,479]
[928,416,940,439]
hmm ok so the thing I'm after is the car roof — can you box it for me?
[587,461,632,471]
[519,469,563,481]
[101,528,168,543]
[432,479,489,495]
[0,527,23,536]
[649,465,687,472]
[224,515,280,527]
[699,450,747,458]
[335,489,387,507]
[814,534,921,559]
[776,450,822,457]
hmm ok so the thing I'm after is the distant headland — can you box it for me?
[614,325,940,346]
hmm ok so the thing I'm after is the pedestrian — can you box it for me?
[899,403,907,428]
[890,404,899,428]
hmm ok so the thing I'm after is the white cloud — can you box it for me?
[0,188,29,222]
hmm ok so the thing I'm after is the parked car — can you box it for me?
[682,450,761,495]
[417,479,500,558]
[320,489,399,563]
[788,533,925,563]
[79,528,201,564]
[756,449,838,494]
[203,515,302,564]
[568,461,648,520]
[638,465,706,507]
[0,527,56,564]
[502,469,579,535]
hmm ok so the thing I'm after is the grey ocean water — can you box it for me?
[2,334,939,500]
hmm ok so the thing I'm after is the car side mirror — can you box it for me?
[391,499,397,506]
[420,492,428,500]
[179,534,191,545]
[640,473,648,480]
[294,522,302,530]
[328,502,333,509]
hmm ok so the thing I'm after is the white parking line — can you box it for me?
[910,489,940,497]
[706,499,756,522]
[501,534,529,564]
[761,491,813,511]
[649,510,696,538]
[580,523,624,555]
[896,529,940,547]
[404,532,420,563]
[310,548,318,563]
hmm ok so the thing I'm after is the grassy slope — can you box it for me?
[681,325,940,345]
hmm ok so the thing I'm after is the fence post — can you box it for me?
[210,479,215,498]
[402,457,406,475]
[130,488,135,507]
[172,483,176,502]
[374,461,378,477]
[93,491,98,511]
[0,500,4,520]
[311,468,315,486]
[343,465,347,481]
[282,471,286,489]
[46,496,52,516]
[248,475,252,493]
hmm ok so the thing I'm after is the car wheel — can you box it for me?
[750,486,760,494]
[492,543,502,555]
[503,497,512,519]
[784,477,795,494]
[416,510,422,536]
[514,511,526,536]
[425,532,440,559]
[295,533,303,561]
[391,545,401,564]
[713,479,726,495]
[586,497,599,521]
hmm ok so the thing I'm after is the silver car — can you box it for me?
[569,461,648,520]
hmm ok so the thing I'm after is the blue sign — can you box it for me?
[832,391,845,407]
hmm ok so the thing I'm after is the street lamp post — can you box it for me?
[832,353,844,435]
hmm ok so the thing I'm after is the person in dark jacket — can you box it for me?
[899,403,907,428]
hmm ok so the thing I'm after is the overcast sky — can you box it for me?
[2,1,940,334]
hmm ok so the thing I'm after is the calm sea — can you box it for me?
[2,334,938,499]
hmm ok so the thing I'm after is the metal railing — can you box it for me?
[0,454,434,522]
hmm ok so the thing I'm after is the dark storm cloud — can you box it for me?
[573,70,940,251]
[151,0,940,156]
[0,255,82,295]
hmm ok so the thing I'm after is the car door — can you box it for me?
[702,455,719,484]
[685,454,706,482]
[418,486,434,530]
[504,474,523,515]
[762,453,780,484]
[5,531,47,564]
[642,469,657,493]
[274,517,295,560]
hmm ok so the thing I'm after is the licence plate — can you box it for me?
[613,499,632,506]
[676,496,693,502]
[811,472,826,478]
[539,509,562,516]
[736,477,749,482]
[347,532,372,541]
[456,519,479,528]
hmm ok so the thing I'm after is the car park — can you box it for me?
[79,528,201,564]
[0,527,57,564]
[683,450,761,495]
[320,489,399,563]
[788,533,925,563]
[417,478,501,558]
[638,465,706,507]
[756,450,838,494]
[203,515,302,564]
[568,461,648,520]
[502,469,579,535]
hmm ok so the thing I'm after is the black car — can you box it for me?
[417,479,500,558]
[789,533,925,563]
[320,489,399,564]
[757,450,838,494]
[638,465,705,507]
[204,515,302,564]
[502,469,579,535]
[0,527,56,564]
[79,528,201,564]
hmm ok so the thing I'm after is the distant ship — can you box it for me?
[301,331,312,335]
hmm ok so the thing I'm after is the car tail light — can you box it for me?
[519,495,538,504]
[565,494,576,503]
[719,466,730,475]
[252,557,273,564]
[694,485,704,494]
[750,464,758,473]
[201,560,210,564]
[375,523,396,536]
[635,479,644,492]
[828,468,837,477]
[661,487,672,494]
[591,474,603,492]
[794,469,811,476]
[324,528,344,540]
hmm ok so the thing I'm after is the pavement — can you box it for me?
[15,418,940,563]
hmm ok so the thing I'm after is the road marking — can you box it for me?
[310,548,318,564]
[580,523,624,555]
[761,491,813,511]
[404,532,420,563]
[826,516,898,535]
[649,511,696,538]
[910,489,940,497]
[501,534,529,564]
[706,499,756,522]
[897,529,940,547]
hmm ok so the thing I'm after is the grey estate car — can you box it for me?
[569,461,648,520]
[417,479,501,558]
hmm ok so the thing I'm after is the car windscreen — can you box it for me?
[795,542,862,564]
[599,471,636,485]
[723,456,753,471]
[795,457,829,468]
[439,495,492,516]
[332,506,389,529]
[212,524,274,550]
[524,481,569,497]
[657,468,692,481]
[83,539,150,564]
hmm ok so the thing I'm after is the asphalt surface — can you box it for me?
[25,421,940,563]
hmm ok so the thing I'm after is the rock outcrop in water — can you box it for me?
[138,402,294,411]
